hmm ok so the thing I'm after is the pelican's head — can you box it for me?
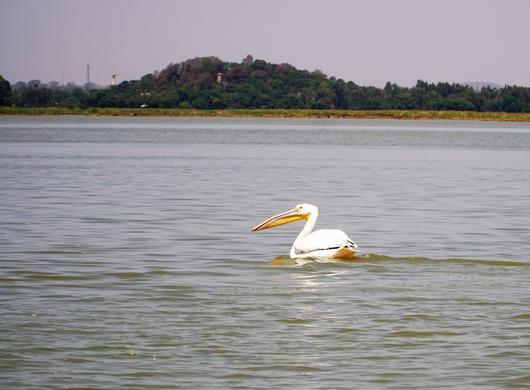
[251,203,318,232]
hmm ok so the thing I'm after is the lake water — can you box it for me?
[1,116,530,389]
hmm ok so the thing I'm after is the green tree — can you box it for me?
[0,75,12,106]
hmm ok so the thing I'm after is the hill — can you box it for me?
[3,56,530,113]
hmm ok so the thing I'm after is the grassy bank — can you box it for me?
[2,106,530,122]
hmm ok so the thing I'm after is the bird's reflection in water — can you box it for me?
[267,254,363,267]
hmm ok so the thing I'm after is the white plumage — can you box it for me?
[252,203,358,259]
[293,229,357,257]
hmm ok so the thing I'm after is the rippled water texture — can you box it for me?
[1,116,530,388]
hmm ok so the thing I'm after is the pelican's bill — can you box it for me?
[252,208,309,232]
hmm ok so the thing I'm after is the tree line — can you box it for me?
[2,56,530,113]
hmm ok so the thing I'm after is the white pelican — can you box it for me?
[251,203,358,259]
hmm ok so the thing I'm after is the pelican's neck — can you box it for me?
[290,209,318,258]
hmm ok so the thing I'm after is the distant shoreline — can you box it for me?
[1,107,530,123]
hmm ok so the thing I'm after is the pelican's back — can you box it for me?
[293,229,357,255]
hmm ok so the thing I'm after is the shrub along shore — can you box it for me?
[2,106,530,122]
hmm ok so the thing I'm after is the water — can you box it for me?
[1,116,530,389]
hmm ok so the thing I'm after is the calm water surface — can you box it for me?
[1,116,530,388]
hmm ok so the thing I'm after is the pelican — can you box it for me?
[251,203,358,259]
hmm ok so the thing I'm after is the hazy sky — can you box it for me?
[1,0,529,87]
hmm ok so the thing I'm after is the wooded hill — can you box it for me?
[3,56,530,112]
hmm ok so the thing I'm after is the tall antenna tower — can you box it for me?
[86,64,90,85]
